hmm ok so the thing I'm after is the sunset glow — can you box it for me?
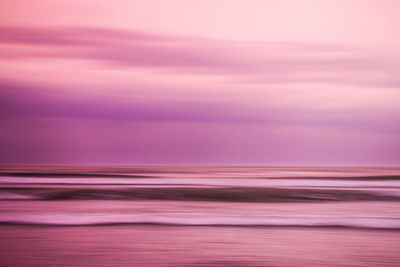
[1,0,399,164]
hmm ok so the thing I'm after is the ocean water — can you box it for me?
[1,166,400,266]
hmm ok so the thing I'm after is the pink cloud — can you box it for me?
[1,26,399,88]
[0,21,399,165]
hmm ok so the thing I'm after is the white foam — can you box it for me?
[0,192,37,200]
[2,212,400,229]
[2,176,400,189]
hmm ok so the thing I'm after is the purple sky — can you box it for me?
[0,0,400,165]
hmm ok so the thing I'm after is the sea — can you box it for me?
[1,166,400,266]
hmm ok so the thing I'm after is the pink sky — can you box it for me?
[0,0,399,165]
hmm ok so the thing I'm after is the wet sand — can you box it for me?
[1,225,400,267]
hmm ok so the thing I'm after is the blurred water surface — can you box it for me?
[1,166,400,266]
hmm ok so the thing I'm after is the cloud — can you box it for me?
[1,26,400,87]
[0,26,168,46]
[1,79,399,136]
[0,79,257,123]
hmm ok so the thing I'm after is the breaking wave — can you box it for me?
[1,187,399,202]
[1,212,400,230]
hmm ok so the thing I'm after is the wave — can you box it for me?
[2,173,400,181]
[0,192,39,200]
[267,175,400,180]
[1,166,400,180]
[3,177,400,190]
[1,187,399,202]
[1,213,400,230]
[0,172,152,178]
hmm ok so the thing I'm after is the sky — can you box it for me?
[0,0,399,165]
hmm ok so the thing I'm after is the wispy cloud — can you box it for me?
[1,79,399,137]
[1,26,399,88]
